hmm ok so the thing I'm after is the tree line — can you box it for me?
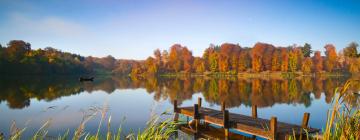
[133,42,360,75]
[0,40,359,75]
[0,40,119,74]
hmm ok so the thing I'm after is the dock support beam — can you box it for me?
[252,105,258,118]
[173,100,178,122]
[270,117,277,140]
[221,101,226,112]
[173,100,178,112]
[302,112,310,128]
[299,112,310,140]
[223,110,230,138]
[194,104,199,132]
[198,97,202,108]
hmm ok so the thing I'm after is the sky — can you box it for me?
[0,0,359,59]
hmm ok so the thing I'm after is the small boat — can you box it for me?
[79,77,94,82]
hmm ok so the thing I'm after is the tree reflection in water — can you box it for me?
[0,76,359,109]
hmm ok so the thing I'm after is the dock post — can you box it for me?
[252,105,258,118]
[299,112,310,140]
[173,100,179,122]
[173,100,178,112]
[198,97,202,108]
[270,117,277,140]
[301,112,310,128]
[194,104,199,132]
[223,110,230,138]
[221,101,226,112]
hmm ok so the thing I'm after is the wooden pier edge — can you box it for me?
[173,98,319,140]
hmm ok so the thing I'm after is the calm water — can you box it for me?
[0,76,359,138]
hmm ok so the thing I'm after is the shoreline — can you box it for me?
[158,72,352,79]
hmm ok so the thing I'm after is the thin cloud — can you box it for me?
[3,12,87,38]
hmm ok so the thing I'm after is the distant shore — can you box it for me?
[158,71,352,79]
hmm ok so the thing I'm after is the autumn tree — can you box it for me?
[280,48,289,72]
[153,49,162,66]
[231,44,241,71]
[251,43,268,72]
[182,47,193,72]
[271,49,281,71]
[131,62,143,75]
[238,49,251,72]
[169,44,183,72]
[263,44,275,71]
[6,40,31,62]
[219,43,239,72]
[288,50,298,72]
[301,57,312,74]
[161,50,169,70]
[145,57,158,74]
[312,51,323,72]
[193,57,205,73]
[324,44,337,72]
[99,55,116,70]
[348,58,360,73]
[209,52,218,72]
[113,59,135,74]
[203,45,220,72]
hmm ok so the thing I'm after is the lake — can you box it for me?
[0,76,359,138]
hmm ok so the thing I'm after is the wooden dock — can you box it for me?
[173,98,320,140]
[179,124,256,140]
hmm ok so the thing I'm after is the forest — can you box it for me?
[0,40,359,75]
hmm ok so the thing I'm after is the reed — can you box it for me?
[289,80,360,140]
[0,107,178,140]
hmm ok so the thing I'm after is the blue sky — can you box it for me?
[0,0,359,59]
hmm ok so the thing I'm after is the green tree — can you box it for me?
[343,42,358,58]
[301,43,313,57]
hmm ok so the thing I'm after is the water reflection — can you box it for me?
[1,76,358,109]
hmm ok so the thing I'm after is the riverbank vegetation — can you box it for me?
[1,40,360,77]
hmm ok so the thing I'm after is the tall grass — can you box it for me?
[289,80,359,140]
[0,106,178,140]
[321,80,359,140]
